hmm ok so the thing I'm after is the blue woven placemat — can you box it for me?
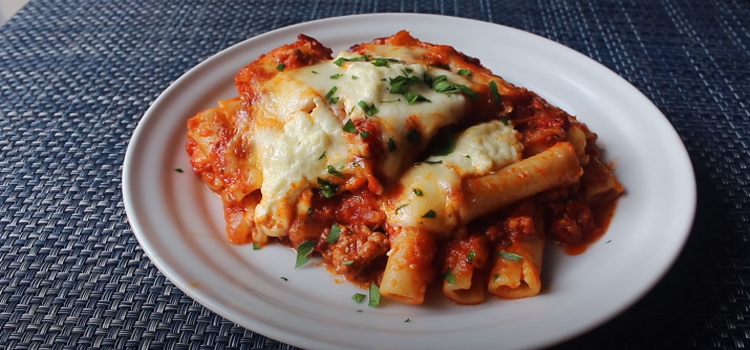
[1,0,749,349]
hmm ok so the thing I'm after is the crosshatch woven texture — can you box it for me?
[0,0,749,349]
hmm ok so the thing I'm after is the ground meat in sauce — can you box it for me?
[325,224,389,276]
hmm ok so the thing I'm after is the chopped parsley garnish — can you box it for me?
[351,75,359,80]
[431,75,479,99]
[395,203,409,213]
[318,151,326,159]
[325,86,338,101]
[352,293,366,303]
[387,138,397,152]
[326,224,341,243]
[494,273,500,281]
[329,73,344,79]
[253,243,261,250]
[489,81,501,109]
[444,268,456,284]
[413,188,424,196]
[327,165,345,178]
[458,68,472,77]
[307,207,313,215]
[343,260,354,266]
[497,251,523,262]
[342,119,358,133]
[311,70,318,74]
[294,241,315,268]
[333,54,372,66]
[328,96,340,104]
[360,130,371,138]
[358,100,379,116]
[388,74,421,94]
[280,276,288,281]
[371,57,402,67]
[467,251,476,263]
[174,168,184,173]
[406,129,421,143]
[421,210,436,218]
[368,283,381,307]
[404,91,431,105]
[372,58,390,67]
[501,117,509,126]
[276,63,285,71]
[317,177,338,198]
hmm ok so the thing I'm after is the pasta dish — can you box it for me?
[184,31,624,305]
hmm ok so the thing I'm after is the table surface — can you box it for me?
[1,0,749,349]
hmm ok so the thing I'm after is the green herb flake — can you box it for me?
[280,276,288,281]
[318,151,326,160]
[501,117,509,126]
[317,177,338,198]
[494,273,500,281]
[307,207,313,215]
[413,188,424,196]
[352,293,366,303]
[421,210,436,218]
[327,165,345,178]
[407,129,421,143]
[325,86,338,101]
[358,100,379,116]
[404,91,431,105]
[351,75,359,80]
[343,119,358,133]
[387,138,397,152]
[326,224,342,243]
[311,70,318,74]
[395,203,409,213]
[294,241,315,268]
[368,283,381,307]
[357,309,363,313]
[253,243,261,250]
[372,58,390,67]
[489,81,502,108]
[467,250,476,263]
[360,130,371,138]
[333,55,372,67]
[458,68,472,77]
[443,268,456,284]
[174,168,184,173]
[329,96,340,104]
[276,63,286,71]
[497,251,523,262]
[343,260,354,265]
[329,73,344,79]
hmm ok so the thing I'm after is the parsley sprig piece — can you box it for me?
[333,54,373,66]
[326,224,341,243]
[497,251,523,262]
[368,283,381,307]
[317,177,338,198]
[431,75,479,99]
[443,268,456,284]
[358,100,379,116]
[327,165,345,178]
[422,210,436,218]
[295,241,315,268]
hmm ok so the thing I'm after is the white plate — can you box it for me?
[123,13,696,350]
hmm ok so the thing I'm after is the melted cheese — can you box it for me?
[385,120,523,235]
[252,48,475,237]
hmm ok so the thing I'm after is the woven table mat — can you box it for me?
[1,0,748,349]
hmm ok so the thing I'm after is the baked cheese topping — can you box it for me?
[385,120,523,235]
[253,49,473,237]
